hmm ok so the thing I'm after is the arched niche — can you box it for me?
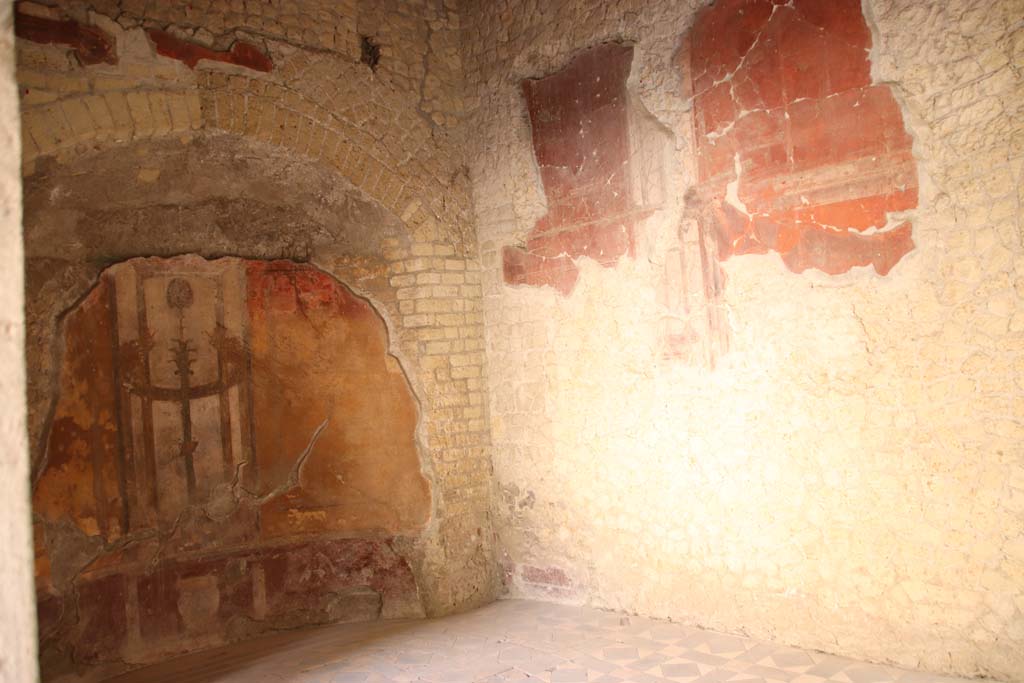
[24,135,435,680]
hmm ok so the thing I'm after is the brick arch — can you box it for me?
[18,53,469,250]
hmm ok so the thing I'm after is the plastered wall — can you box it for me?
[0,3,37,682]
[464,0,1024,679]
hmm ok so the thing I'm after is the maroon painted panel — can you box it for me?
[15,10,117,65]
[43,538,417,668]
[503,43,641,295]
[687,0,919,275]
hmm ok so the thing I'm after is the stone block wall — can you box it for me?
[462,0,1024,679]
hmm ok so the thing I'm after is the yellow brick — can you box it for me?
[45,72,88,95]
[61,98,96,142]
[82,96,114,141]
[344,147,368,185]
[228,94,247,135]
[93,76,137,91]
[293,115,316,153]
[20,88,58,106]
[278,110,303,149]
[253,100,277,142]
[147,92,174,136]
[124,91,153,137]
[359,155,384,192]
[26,104,71,155]
[327,137,353,171]
[309,125,330,159]
[166,93,192,132]
[103,92,134,141]
[186,91,203,129]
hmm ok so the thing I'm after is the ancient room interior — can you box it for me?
[0,0,1021,682]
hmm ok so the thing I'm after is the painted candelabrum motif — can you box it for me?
[111,263,255,533]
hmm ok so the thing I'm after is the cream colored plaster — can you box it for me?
[0,2,36,682]
[465,0,1024,679]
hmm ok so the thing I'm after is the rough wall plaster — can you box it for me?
[0,1,37,681]
[464,0,1024,679]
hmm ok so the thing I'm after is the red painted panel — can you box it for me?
[147,29,272,72]
[687,0,918,275]
[15,10,117,65]
[503,43,640,294]
[43,538,417,669]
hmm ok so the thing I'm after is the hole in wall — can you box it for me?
[360,35,380,71]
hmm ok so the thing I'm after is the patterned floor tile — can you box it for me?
[658,660,703,679]
[99,601,999,683]
[767,650,816,671]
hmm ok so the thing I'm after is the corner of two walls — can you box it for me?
[16,0,497,677]
[463,0,1023,680]
[0,1,38,682]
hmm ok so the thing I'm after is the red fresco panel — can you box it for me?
[503,43,641,294]
[687,0,918,275]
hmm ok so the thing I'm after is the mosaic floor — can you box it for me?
[107,600,986,683]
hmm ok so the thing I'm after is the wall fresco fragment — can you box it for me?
[686,0,919,275]
[503,43,645,295]
[32,256,428,675]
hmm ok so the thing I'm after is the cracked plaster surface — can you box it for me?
[464,0,1024,679]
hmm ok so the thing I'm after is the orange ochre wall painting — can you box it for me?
[33,256,429,671]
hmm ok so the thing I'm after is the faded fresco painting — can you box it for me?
[33,256,430,674]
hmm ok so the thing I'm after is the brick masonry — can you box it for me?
[16,1,495,678]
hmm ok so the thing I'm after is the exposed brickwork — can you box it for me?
[75,0,359,56]
[16,53,473,252]
[16,3,497,675]
[687,0,919,276]
[46,0,466,129]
